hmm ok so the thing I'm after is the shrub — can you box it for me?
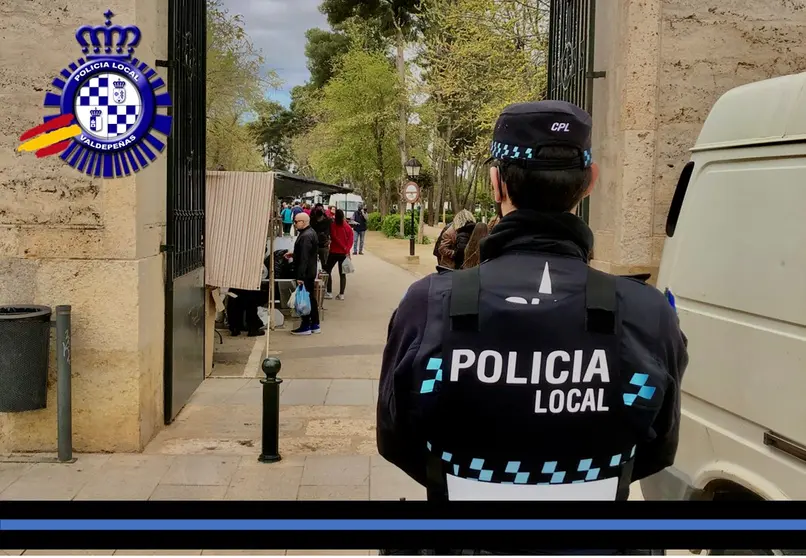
[381,214,402,238]
[381,212,423,238]
[367,212,382,231]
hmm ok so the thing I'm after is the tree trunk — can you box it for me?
[448,159,460,214]
[396,27,408,238]
[374,123,388,217]
[417,198,425,245]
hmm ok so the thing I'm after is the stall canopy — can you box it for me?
[273,171,351,200]
[205,171,348,291]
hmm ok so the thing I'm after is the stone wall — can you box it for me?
[589,0,806,278]
[0,0,169,452]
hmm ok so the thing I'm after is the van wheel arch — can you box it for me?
[700,478,765,501]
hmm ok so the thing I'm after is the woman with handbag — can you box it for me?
[324,209,354,300]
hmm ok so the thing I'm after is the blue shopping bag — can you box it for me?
[295,284,312,316]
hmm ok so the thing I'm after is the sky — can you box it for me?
[224,0,330,107]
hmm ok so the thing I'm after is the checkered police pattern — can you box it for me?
[106,104,141,137]
[426,441,637,485]
[74,73,142,139]
[489,141,592,168]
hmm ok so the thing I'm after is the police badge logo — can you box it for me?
[17,10,172,177]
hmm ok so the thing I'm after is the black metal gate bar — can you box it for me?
[547,0,596,223]
[164,0,207,422]
[168,0,206,279]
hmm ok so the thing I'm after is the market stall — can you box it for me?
[205,171,350,365]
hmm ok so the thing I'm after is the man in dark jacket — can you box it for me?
[377,101,688,547]
[351,204,368,255]
[289,211,320,335]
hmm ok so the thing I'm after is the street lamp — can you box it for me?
[405,158,422,179]
[403,158,422,257]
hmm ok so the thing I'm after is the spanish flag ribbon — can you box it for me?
[18,114,81,158]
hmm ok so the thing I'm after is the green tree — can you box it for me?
[303,47,402,215]
[248,100,296,171]
[206,0,281,170]
[320,0,423,235]
[417,0,548,214]
[304,28,352,89]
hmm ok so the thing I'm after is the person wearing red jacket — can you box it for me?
[325,209,354,300]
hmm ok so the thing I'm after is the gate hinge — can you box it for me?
[587,71,606,79]
[155,59,171,68]
[160,244,174,253]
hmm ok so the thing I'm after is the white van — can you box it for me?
[327,193,364,214]
[640,73,806,507]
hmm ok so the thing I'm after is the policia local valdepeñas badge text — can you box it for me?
[17,10,172,177]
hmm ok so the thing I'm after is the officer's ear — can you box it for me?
[582,162,599,198]
[490,166,504,203]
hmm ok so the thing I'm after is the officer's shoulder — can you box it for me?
[400,274,436,306]
[611,272,673,317]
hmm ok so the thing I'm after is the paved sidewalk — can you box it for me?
[0,251,424,502]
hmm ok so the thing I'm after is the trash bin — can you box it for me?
[0,305,52,412]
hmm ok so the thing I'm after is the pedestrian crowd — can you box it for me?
[280,200,368,336]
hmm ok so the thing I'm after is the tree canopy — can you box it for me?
[236,0,551,221]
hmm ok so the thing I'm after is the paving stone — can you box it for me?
[201,551,286,555]
[297,484,369,500]
[0,463,31,495]
[371,380,379,406]
[301,456,369,486]
[150,484,228,500]
[280,405,374,420]
[144,436,260,456]
[305,419,374,438]
[0,455,110,500]
[369,465,426,501]
[22,552,115,555]
[224,460,303,500]
[113,551,202,555]
[194,378,250,394]
[74,455,174,500]
[226,383,264,406]
[324,380,374,406]
[279,436,354,456]
[280,379,332,405]
[370,454,396,468]
[286,551,370,556]
[160,455,240,486]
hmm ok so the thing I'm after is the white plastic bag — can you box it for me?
[287,287,297,309]
[257,307,269,328]
[343,257,355,274]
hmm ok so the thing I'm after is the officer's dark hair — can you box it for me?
[497,146,593,213]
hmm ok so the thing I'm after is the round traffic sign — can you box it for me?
[404,182,420,204]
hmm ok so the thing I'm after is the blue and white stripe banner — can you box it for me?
[1,519,805,530]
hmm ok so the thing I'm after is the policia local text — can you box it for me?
[450,349,611,414]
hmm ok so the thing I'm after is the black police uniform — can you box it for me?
[376,101,688,552]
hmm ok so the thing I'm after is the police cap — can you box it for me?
[488,100,593,170]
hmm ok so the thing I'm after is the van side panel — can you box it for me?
[666,154,806,447]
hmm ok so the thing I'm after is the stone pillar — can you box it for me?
[589,0,806,281]
[0,0,168,452]
[588,0,663,280]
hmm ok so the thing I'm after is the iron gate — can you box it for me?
[547,0,598,223]
[164,0,207,423]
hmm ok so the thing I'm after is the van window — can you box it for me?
[665,161,694,238]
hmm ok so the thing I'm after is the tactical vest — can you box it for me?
[419,264,649,501]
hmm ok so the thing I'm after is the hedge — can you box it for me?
[367,212,382,231]
[381,213,430,243]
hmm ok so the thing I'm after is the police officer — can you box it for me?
[376,100,688,546]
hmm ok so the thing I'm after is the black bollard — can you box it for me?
[258,357,282,463]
